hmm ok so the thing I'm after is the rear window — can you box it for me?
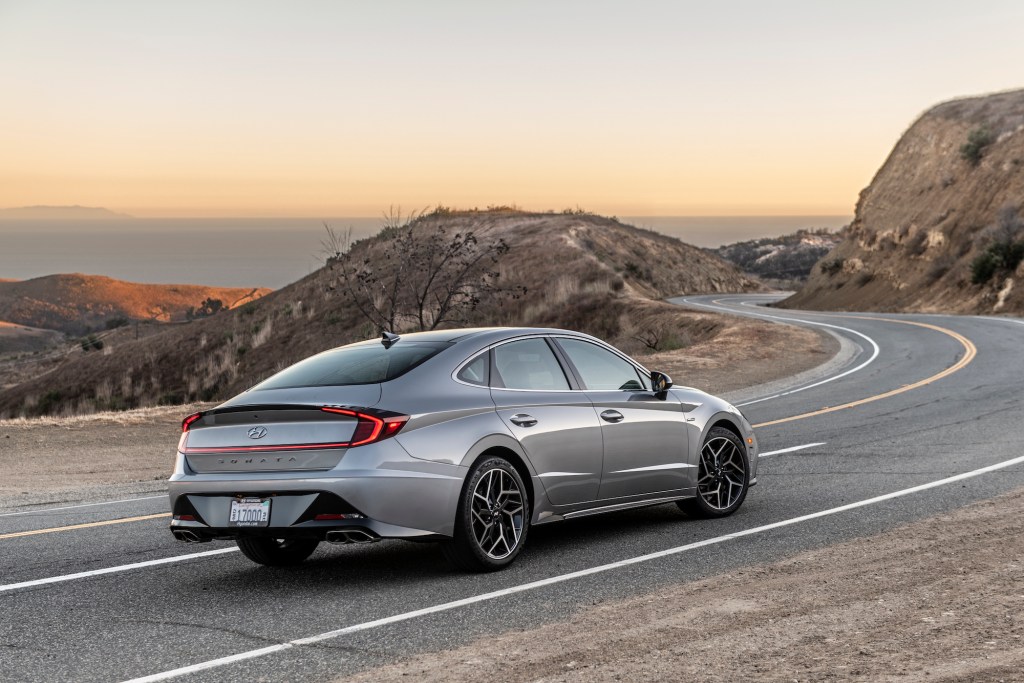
[254,342,450,390]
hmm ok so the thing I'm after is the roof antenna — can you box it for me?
[381,331,401,349]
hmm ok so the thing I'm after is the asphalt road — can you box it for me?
[2,295,1023,682]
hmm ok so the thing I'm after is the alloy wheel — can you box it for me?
[697,435,747,511]
[470,468,525,559]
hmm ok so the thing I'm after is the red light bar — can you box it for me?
[321,407,408,446]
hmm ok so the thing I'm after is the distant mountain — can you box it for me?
[0,274,272,335]
[0,205,133,220]
[710,229,844,284]
[787,88,1024,314]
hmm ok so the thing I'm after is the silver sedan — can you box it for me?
[169,327,758,571]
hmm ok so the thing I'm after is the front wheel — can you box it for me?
[236,537,320,566]
[443,456,530,572]
[678,426,750,518]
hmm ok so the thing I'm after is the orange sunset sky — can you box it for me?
[1,1,1023,218]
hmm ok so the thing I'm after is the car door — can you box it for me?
[552,337,690,500]
[489,337,604,506]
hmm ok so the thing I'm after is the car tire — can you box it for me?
[235,537,320,566]
[678,426,750,519]
[443,456,530,572]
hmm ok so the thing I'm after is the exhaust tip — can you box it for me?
[326,529,380,545]
[173,530,208,543]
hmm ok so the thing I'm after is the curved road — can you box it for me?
[1,295,1023,682]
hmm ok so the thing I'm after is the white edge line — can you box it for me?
[677,297,881,407]
[0,548,238,594]
[0,495,166,518]
[119,452,1024,683]
[759,442,826,458]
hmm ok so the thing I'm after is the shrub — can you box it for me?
[37,390,63,415]
[819,258,845,275]
[104,316,129,330]
[960,127,995,166]
[971,241,1024,285]
[80,335,104,352]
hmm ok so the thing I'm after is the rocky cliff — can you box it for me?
[785,89,1024,314]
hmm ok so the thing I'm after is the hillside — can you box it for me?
[0,210,767,418]
[0,321,63,354]
[710,229,843,286]
[786,88,1024,313]
[0,274,271,335]
[0,205,132,220]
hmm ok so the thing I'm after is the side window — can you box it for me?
[557,338,647,391]
[493,338,570,391]
[456,353,489,386]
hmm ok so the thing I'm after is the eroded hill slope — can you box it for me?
[786,89,1024,313]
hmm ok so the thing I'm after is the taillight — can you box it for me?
[320,407,409,446]
[178,412,203,452]
[182,412,203,432]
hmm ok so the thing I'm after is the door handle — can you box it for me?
[600,410,624,423]
[509,414,538,427]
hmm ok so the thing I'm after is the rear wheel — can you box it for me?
[443,456,529,572]
[678,426,750,518]
[235,537,320,566]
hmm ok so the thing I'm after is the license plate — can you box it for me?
[228,497,271,527]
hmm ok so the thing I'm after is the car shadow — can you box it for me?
[185,502,714,597]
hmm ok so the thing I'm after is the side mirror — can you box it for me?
[650,371,673,399]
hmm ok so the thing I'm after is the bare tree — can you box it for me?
[326,209,524,332]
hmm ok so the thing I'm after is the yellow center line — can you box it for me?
[0,513,171,540]
[753,316,977,428]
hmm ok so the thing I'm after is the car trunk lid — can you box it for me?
[180,400,391,474]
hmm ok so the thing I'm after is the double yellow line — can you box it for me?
[0,317,979,541]
[752,317,977,428]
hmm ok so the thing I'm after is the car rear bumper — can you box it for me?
[168,442,467,539]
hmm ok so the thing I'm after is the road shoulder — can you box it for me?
[336,486,1024,683]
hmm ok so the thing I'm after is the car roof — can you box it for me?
[336,327,595,349]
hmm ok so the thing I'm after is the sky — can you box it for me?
[1,0,1023,218]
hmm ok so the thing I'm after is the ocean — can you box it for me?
[0,215,850,289]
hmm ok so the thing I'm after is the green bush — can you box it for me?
[960,127,995,166]
[971,240,1024,284]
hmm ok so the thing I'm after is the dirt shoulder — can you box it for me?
[338,487,1024,683]
[0,403,210,507]
[0,323,834,509]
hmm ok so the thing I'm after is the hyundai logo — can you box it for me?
[247,426,268,439]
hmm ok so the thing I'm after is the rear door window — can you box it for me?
[493,338,570,391]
